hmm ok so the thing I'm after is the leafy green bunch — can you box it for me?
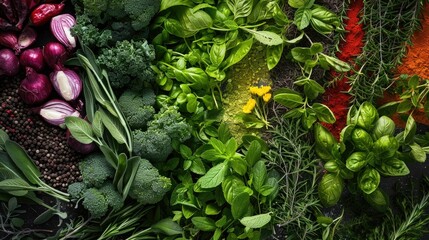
[165,123,278,239]
[152,0,289,114]
[315,102,427,211]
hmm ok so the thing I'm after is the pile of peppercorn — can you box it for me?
[0,77,82,191]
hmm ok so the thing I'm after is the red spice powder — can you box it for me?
[321,0,364,140]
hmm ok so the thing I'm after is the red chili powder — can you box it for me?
[321,0,364,140]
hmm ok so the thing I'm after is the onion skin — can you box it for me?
[43,42,67,69]
[50,68,82,101]
[0,31,18,50]
[38,99,80,128]
[20,48,44,72]
[66,129,96,154]
[50,14,76,49]
[0,48,20,76]
[17,26,37,51]
[19,67,52,105]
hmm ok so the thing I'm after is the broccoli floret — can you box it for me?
[132,129,173,162]
[148,106,192,143]
[107,0,127,19]
[81,0,108,21]
[82,188,109,218]
[99,182,124,211]
[119,89,156,130]
[96,40,156,89]
[122,0,161,30]
[129,159,171,204]
[79,153,114,188]
[67,182,87,199]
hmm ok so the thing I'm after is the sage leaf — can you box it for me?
[5,140,41,185]
[240,213,272,228]
[244,29,283,46]
[99,109,127,145]
[0,129,9,148]
[92,111,104,138]
[65,116,95,144]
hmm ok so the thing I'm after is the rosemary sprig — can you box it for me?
[265,113,322,240]
[349,0,425,104]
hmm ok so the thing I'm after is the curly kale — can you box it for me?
[148,106,192,143]
[129,159,171,204]
[96,40,156,89]
[79,153,115,188]
[118,89,156,130]
[132,129,173,162]
[71,0,160,46]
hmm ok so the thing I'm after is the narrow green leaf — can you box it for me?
[404,115,416,144]
[245,141,262,167]
[160,0,194,12]
[5,140,41,185]
[191,217,217,231]
[121,156,141,200]
[273,93,304,108]
[209,138,226,154]
[240,213,272,228]
[114,153,128,192]
[252,161,267,192]
[99,109,127,145]
[151,218,183,236]
[92,111,104,138]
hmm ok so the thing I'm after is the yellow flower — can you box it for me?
[263,93,272,102]
[243,98,257,113]
[249,85,271,97]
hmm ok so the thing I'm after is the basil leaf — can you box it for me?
[177,9,213,33]
[363,188,389,212]
[358,168,380,194]
[243,29,283,46]
[65,116,95,144]
[291,47,313,62]
[410,143,426,163]
[266,44,284,70]
[252,161,267,192]
[319,53,351,72]
[151,218,183,236]
[197,162,228,188]
[160,0,194,12]
[372,116,395,140]
[377,158,409,176]
[273,92,304,108]
[222,38,253,70]
[248,0,275,23]
[192,217,217,231]
[312,103,335,123]
[351,128,373,151]
[318,173,343,207]
[240,213,272,228]
[314,123,338,161]
[174,67,209,90]
[294,8,312,30]
[346,152,368,172]
[245,141,262,167]
[165,18,196,38]
[210,43,226,67]
[227,0,253,19]
[288,0,306,8]
[231,192,250,219]
[404,115,416,144]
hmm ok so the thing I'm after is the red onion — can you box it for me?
[50,68,82,101]
[0,31,18,50]
[37,99,80,128]
[19,68,52,105]
[50,14,76,50]
[17,27,37,51]
[20,48,45,72]
[43,42,67,69]
[66,129,96,154]
[0,49,20,76]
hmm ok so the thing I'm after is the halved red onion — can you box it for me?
[17,26,37,51]
[43,42,67,69]
[50,68,82,101]
[38,99,80,128]
[20,48,45,72]
[50,14,76,50]
[19,67,52,105]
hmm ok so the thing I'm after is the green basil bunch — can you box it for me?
[315,101,426,211]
